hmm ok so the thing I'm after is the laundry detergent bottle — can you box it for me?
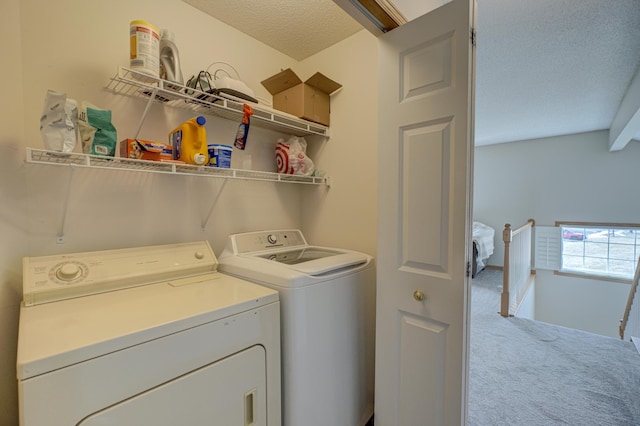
[159,29,184,90]
[169,116,209,165]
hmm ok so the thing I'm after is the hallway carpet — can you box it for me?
[468,269,640,425]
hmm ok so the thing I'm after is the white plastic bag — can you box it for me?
[275,136,315,176]
[40,90,78,152]
[473,221,495,269]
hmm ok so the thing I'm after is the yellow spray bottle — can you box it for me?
[169,115,208,165]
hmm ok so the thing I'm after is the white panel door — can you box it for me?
[375,1,475,425]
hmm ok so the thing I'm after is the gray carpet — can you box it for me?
[469,269,640,426]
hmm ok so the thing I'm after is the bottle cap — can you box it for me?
[196,116,206,126]
[194,153,206,165]
[160,29,174,42]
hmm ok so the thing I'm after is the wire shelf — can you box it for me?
[105,67,329,137]
[26,148,330,186]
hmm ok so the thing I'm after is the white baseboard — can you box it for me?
[632,336,640,356]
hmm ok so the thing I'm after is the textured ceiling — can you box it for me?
[183,0,640,147]
[182,0,363,61]
[475,0,640,146]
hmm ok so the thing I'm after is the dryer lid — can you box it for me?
[17,272,278,380]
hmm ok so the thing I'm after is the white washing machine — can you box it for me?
[17,241,281,426]
[218,229,375,426]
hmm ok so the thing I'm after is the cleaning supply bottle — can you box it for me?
[159,29,184,90]
[234,104,254,150]
[169,116,208,165]
[130,20,160,79]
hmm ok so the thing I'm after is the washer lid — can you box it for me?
[256,248,367,275]
[218,230,373,286]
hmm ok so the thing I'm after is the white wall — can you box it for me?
[534,270,630,338]
[474,130,640,337]
[1,1,379,423]
[516,281,535,320]
[298,31,378,255]
[19,0,305,258]
[0,0,26,421]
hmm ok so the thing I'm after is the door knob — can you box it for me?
[413,290,425,302]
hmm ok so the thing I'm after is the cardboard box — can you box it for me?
[120,139,173,162]
[261,69,342,126]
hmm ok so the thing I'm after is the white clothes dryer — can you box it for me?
[218,229,375,426]
[17,241,281,426]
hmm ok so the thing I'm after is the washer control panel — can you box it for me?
[231,230,307,254]
[23,241,217,306]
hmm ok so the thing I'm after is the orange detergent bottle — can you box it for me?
[169,115,208,165]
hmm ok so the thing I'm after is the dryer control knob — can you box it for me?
[56,263,81,281]
[267,234,278,244]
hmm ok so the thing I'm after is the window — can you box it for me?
[559,224,640,280]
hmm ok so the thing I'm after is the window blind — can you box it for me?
[534,226,561,270]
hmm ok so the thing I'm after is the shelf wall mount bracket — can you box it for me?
[133,87,158,140]
[56,164,76,244]
[201,179,229,232]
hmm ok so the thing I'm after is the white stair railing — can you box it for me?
[500,219,535,317]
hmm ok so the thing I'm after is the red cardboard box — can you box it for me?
[120,139,172,162]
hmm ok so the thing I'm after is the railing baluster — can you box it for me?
[501,224,512,317]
